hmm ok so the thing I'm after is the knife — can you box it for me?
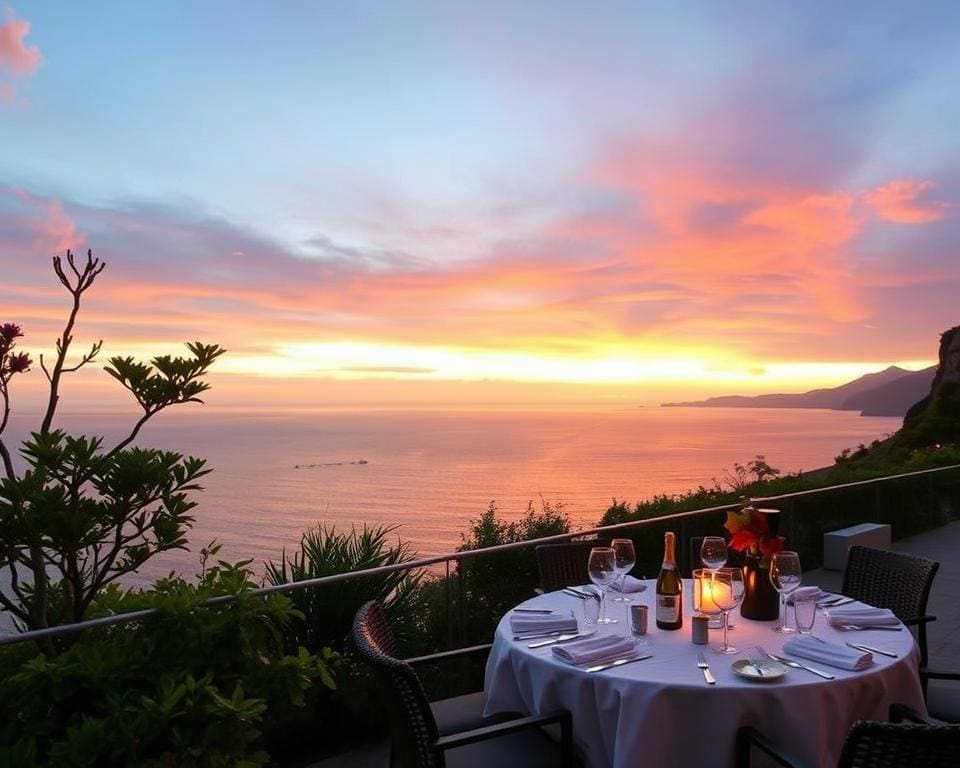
[817,596,855,607]
[513,608,555,614]
[565,586,595,598]
[767,652,835,680]
[846,641,898,658]
[563,589,588,599]
[513,630,567,640]
[586,653,653,673]
[528,632,591,648]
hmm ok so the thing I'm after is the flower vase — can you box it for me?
[740,554,780,620]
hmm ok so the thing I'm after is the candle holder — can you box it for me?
[693,568,724,629]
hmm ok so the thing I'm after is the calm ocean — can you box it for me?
[4,407,901,582]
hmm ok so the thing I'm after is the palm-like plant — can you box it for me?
[264,524,423,653]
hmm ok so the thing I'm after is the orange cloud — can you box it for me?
[863,179,951,224]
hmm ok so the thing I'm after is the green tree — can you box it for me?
[0,250,225,648]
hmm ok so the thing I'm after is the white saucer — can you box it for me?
[732,659,787,681]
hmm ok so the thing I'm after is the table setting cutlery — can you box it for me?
[527,630,597,648]
[564,586,598,599]
[816,596,855,608]
[696,650,716,685]
[835,623,902,631]
[585,653,653,673]
[756,645,835,679]
[513,607,555,614]
[845,641,898,658]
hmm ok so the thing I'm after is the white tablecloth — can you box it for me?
[484,580,925,768]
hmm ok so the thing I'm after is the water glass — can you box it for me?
[793,594,817,634]
[582,588,601,625]
[587,546,619,624]
[770,551,802,633]
[610,538,636,603]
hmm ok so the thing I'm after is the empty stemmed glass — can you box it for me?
[770,551,802,633]
[587,546,619,624]
[700,537,727,573]
[610,538,636,603]
[711,567,744,654]
[700,537,728,627]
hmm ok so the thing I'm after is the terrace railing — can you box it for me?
[2,462,960,667]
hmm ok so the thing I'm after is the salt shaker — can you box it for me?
[630,604,648,636]
[692,615,709,644]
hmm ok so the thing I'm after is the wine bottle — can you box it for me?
[656,531,683,630]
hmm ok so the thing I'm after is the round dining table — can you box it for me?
[483,580,925,768]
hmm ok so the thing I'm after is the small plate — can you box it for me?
[732,659,787,681]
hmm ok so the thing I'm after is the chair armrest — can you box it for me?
[405,643,492,666]
[890,703,940,725]
[920,668,960,682]
[434,709,571,751]
[902,614,937,627]
[735,726,801,768]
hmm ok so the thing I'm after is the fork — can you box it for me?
[697,650,716,685]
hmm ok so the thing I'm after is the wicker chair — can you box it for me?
[735,704,960,767]
[352,601,575,768]
[841,546,939,669]
[535,539,611,593]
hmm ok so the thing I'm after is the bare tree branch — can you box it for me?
[40,249,106,434]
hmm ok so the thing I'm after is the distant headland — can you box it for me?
[661,365,936,417]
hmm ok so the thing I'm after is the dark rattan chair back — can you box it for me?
[837,720,960,767]
[842,545,938,668]
[536,539,611,592]
[353,601,442,768]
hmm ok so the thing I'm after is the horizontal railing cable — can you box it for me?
[2,462,958,648]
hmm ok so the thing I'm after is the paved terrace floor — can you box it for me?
[310,521,960,767]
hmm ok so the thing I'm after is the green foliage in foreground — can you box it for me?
[0,558,336,768]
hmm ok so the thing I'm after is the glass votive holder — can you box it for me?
[693,568,724,629]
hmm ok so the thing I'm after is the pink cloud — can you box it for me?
[0,186,85,260]
[0,10,40,75]
[863,179,952,224]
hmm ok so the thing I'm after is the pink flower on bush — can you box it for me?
[0,324,23,343]
[7,352,31,373]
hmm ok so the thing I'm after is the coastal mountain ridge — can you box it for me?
[661,365,937,417]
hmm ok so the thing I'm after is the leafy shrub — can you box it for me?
[0,558,336,767]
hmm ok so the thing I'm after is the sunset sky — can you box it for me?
[1,2,958,410]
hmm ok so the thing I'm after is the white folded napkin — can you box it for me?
[610,575,647,593]
[510,612,578,634]
[783,636,872,670]
[786,586,827,605]
[551,634,637,665]
[826,607,899,627]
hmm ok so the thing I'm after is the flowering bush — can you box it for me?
[724,505,785,558]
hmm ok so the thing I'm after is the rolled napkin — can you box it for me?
[783,636,872,670]
[552,634,637,665]
[785,586,827,605]
[610,575,647,593]
[826,607,899,627]
[510,612,578,635]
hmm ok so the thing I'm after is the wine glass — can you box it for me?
[587,547,619,624]
[711,567,744,654]
[699,537,728,627]
[700,537,727,573]
[769,551,802,633]
[610,538,636,603]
